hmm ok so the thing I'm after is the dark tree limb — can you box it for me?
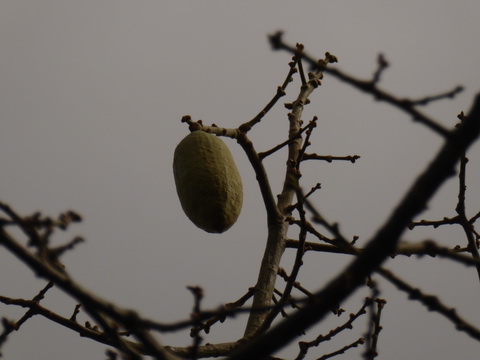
[227,94,480,359]
[269,31,456,138]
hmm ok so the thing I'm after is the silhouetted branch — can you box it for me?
[240,54,299,132]
[286,239,480,267]
[269,31,455,137]
[377,268,480,341]
[0,282,53,348]
[295,298,370,360]
[243,49,337,339]
[0,290,146,355]
[258,117,318,160]
[2,32,480,360]
[371,54,389,85]
[0,204,181,360]
[227,93,480,360]
[363,297,386,360]
[455,155,480,281]
[318,338,365,360]
[406,86,464,106]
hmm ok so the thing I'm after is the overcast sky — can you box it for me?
[1,1,480,359]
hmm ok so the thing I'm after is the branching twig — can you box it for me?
[377,268,480,341]
[286,238,480,268]
[190,288,255,337]
[243,49,337,338]
[269,31,455,137]
[455,155,480,281]
[0,216,181,360]
[239,55,298,132]
[257,186,310,333]
[0,281,53,348]
[2,31,480,360]
[228,93,480,360]
[295,298,371,360]
[409,150,480,281]
[363,296,386,360]
[258,117,318,160]
[0,292,145,354]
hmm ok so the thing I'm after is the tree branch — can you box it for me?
[268,31,454,138]
[0,214,181,360]
[243,49,337,338]
[227,93,480,359]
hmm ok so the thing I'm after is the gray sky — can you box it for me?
[1,1,480,359]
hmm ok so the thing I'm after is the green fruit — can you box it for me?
[173,131,243,233]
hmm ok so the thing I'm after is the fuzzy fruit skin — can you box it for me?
[173,131,243,233]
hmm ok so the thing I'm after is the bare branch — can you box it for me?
[295,298,370,360]
[378,268,480,341]
[0,219,181,360]
[302,153,361,163]
[406,85,464,106]
[227,93,480,360]
[244,50,337,338]
[268,31,454,137]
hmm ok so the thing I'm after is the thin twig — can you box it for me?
[407,86,464,106]
[295,298,370,360]
[371,54,389,85]
[318,338,365,360]
[187,286,204,360]
[363,294,385,360]
[258,117,317,160]
[268,31,454,138]
[378,268,480,341]
[455,155,480,282]
[302,153,361,163]
[0,224,181,360]
[286,238,480,267]
[239,57,298,132]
